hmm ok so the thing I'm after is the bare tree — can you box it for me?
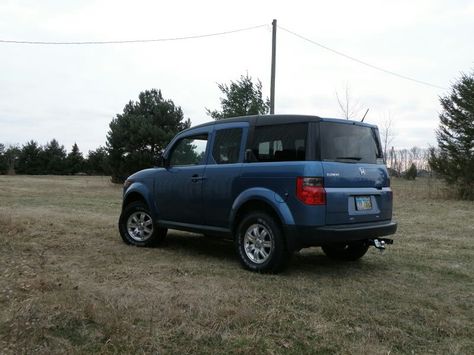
[410,146,420,167]
[388,146,397,174]
[421,149,431,172]
[389,147,431,176]
[335,83,364,120]
[380,113,396,163]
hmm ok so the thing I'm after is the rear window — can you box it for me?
[320,122,383,164]
[212,128,242,164]
[250,123,307,162]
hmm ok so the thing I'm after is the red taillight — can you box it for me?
[296,177,326,205]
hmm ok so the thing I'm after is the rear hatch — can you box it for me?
[319,121,393,225]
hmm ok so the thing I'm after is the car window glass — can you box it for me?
[212,128,243,164]
[320,123,382,164]
[251,124,307,162]
[169,134,208,166]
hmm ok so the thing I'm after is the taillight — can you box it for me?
[296,177,326,205]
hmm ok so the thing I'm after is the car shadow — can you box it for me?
[287,250,371,276]
[163,230,235,261]
[160,230,385,277]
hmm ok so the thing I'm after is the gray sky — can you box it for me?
[1,0,473,154]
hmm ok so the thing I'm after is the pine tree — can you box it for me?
[404,163,417,180]
[107,89,190,182]
[67,143,85,175]
[17,141,43,174]
[41,139,67,174]
[206,74,270,120]
[4,146,20,174]
[429,71,474,199]
[0,144,7,174]
[86,146,110,175]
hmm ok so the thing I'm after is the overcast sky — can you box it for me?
[1,0,473,154]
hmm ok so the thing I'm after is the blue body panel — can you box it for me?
[238,161,325,227]
[230,187,295,226]
[321,162,392,224]
[123,177,157,219]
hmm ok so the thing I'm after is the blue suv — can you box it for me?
[119,115,397,273]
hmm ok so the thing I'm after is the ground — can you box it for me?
[0,175,472,354]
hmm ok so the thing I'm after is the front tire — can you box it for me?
[119,201,167,247]
[321,241,369,261]
[236,212,289,273]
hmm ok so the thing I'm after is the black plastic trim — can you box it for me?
[285,220,397,251]
[159,220,232,237]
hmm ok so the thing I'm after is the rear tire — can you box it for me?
[322,241,369,261]
[236,212,289,273]
[119,201,167,247]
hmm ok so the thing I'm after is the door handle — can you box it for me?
[191,174,206,183]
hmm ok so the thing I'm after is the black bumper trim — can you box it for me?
[285,220,397,250]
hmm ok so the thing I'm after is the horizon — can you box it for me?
[1,0,473,152]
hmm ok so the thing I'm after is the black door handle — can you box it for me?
[191,174,206,183]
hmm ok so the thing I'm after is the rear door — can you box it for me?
[319,121,393,225]
[202,122,248,227]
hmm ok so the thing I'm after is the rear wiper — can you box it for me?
[335,156,362,161]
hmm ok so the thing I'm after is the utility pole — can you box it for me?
[270,19,277,114]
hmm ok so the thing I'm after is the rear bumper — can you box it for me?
[285,220,397,251]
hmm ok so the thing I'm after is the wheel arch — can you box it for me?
[123,191,147,207]
[122,182,159,220]
[230,188,295,236]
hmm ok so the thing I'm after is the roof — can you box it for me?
[183,114,376,132]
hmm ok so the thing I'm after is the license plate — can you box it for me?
[355,196,372,210]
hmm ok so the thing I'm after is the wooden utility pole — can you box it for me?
[270,19,277,114]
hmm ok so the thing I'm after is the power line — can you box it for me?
[278,25,447,90]
[0,24,267,45]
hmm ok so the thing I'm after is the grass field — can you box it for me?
[0,175,473,354]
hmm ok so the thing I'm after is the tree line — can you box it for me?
[338,72,473,199]
[1,71,472,199]
[0,140,110,176]
[0,74,267,179]
[386,146,431,177]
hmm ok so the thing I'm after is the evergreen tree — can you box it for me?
[67,143,85,174]
[429,71,474,199]
[86,146,111,175]
[404,163,417,180]
[41,139,67,174]
[4,145,20,174]
[107,89,191,182]
[207,74,270,120]
[0,144,7,174]
[17,141,43,174]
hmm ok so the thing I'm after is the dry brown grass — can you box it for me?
[0,175,473,354]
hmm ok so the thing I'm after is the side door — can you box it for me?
[154,127,211,225]
[203,122,249,228]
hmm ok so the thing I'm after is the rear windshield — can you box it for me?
[320,122,383,164]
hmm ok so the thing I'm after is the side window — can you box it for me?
[169,134,208,166]
[212,128,243,164]
[250,124,307,162]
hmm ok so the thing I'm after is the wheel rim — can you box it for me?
[126,211,154,242]
[243,223,274,264]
